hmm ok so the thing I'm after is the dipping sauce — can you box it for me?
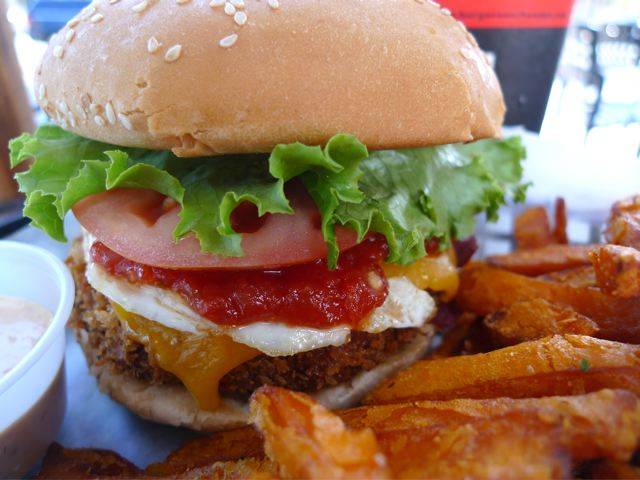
[0,295,52,379]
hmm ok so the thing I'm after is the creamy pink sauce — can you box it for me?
[0,295,51,379]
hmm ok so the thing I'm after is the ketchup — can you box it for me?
[91,237,389,329]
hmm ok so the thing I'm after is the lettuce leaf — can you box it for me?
[10,125,526,266]
[338,139,528,265]
[10,126,290,253]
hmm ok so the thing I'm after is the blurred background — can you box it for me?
[1,0,639,252]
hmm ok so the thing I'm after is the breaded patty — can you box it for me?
[67,250,425,402]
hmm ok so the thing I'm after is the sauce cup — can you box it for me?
[0,241,74,478]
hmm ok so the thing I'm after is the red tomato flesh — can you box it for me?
[91,237,389,329]
[73,182,359,270]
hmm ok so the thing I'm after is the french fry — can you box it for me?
[553,197,569,244]
[514,206,555,249]
[364,335,640,405]
[379,412,570,479]
[144,427,265,476]
[590,245,640,298]
[169,458,278,480]
[344,390,637,437]
[606,195,640,249]
[350,390,640,479]
[487,244,594,276]
[250,386,389,479]
[513,200,569,250]
[484,299,599,346]
[36,443,141,479]
[457,263,640,342]
[541,265,597,288]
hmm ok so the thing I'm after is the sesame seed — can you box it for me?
[90,13,104,22]
[94,115,105,127]
[67,18,80,27]
[234,10,247,25]
[80,5,96,19]
[53,45,64,58]
[267,0,279,9]
[219,33,238,48]
[38,84,46,100]
[89,103,101,115]
[164,44,182,62]
[132,0,148,13]
[147,36,160,53]
[68,112,77,128]
[229,0,244,7]
[460,48,473,60]
[76,104,87,121]
[176,0,190,4]
[105,102,116,125]
[57,100,70,114]
[224,2,236,15]
[117,113,133,130]
[109,0,120,4]
[65,28,76,42]
[209,0,224,6]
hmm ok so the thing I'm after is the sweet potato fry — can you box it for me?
[590,245,640,298]
[554,197,569,244]
[515,206,555,249]
[37,443,141,479]
[514,199,569,251]
[250,386,389,479]
[457,263,640,342]
[145,427,264,476]
[364,335,640,405]
[487,244,594,276]
[540,265,597,288]
[606,195,640,249]
[345,390,639,442]
[484,299,599,346]
[353,390,640,479]
[380,412,570,479]
[169,458,278,480]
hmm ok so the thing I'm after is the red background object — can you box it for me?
[440,0,575,29]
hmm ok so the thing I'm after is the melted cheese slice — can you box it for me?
[383,250,459,301]
[113,304,258,411]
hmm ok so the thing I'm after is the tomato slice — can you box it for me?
[72,183,359,270]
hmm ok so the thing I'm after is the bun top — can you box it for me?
[36,0,505,157]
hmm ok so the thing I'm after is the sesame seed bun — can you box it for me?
[37,0,505,157]
[79,327,434,432]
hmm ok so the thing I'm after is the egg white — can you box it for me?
[82,232,435,356]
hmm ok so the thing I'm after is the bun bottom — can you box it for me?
[78,328,434,432]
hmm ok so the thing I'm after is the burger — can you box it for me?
[9,0,526,431]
